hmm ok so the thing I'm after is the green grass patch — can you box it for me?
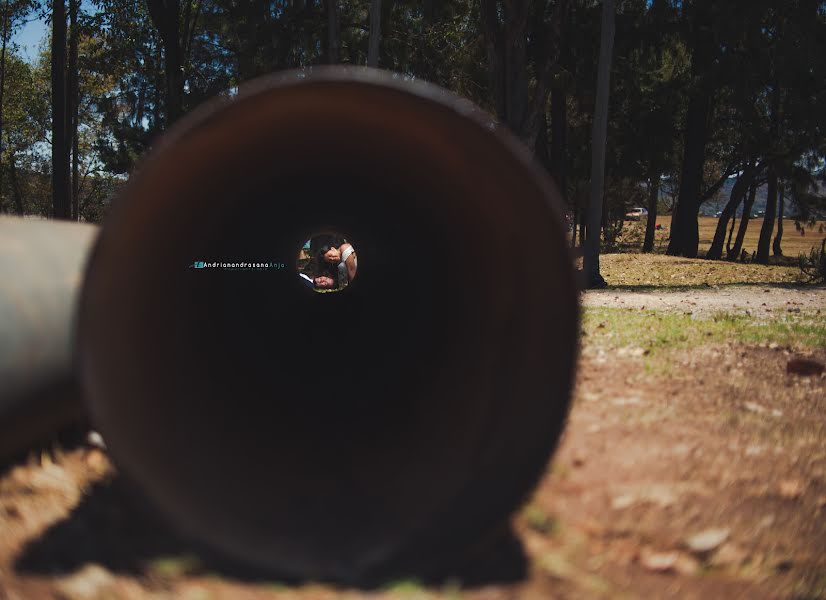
[582,307,826,352]
[522,503,558,536]
[381,579,427,596]
[147,554,204,578]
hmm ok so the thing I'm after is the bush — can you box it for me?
[798,238,826,282]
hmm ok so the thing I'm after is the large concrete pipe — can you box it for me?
[2,68,578,582]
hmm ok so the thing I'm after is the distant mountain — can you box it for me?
[699,179,769,217]
[693,178,824,218]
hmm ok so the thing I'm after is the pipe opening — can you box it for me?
[297,232,358,292]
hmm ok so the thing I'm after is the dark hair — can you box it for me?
[313,247,339,289]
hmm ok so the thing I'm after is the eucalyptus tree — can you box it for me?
[0,0,33,213]
[478,0,570,148]
[52,0,70,218]
[2,52,49,214]
[88,0,164,173]
[582,0,614,288]
[755,0,826,263]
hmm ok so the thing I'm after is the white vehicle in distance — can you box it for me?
[624,207,649,221]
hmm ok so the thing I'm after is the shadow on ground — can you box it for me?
[14,474,528,589]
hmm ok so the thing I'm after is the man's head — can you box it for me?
[313,275,336,289]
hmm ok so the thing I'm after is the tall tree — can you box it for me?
[146,0,183,125]
[706,160,759,260]
[52,0,70,219]
[583,0,614,288]
[642,176,659,252]
[68,0,79,219]
[772,181,784,256]
[755,82,781,263]
[667,1,715,257]
[367,0,381,67]
[479,0,568,147]
[728,179,759,260]
[0,0,10,213]
[325,0,340,64]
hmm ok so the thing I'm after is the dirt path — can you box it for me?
[1,291,825,599]
[582,284,826,316]
[530,342,826,599]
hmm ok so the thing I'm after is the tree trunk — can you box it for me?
[423,0,433,24]
[9,151,23,214]
[726,207,737,256]
[0,4,8,213]
[51,0,71,219]
[503,0,529,138]
[480,0,567,149]
[367,0,381,67]
[583,0,614,289]
[666,91,710,257]
[146,0,183,125]
[756,165,778,264]
[756,85,781,264]
[707,164,754,260]
[550,86,567,203]
[480,0,505,121]
[728,181,756,260]
[325,0,340,64]
[571,208,578,248]
[772,181,784,257]
[534,108,550,171]
[666,4,714,258]
[642,175,659,252]
[69,0,79,220]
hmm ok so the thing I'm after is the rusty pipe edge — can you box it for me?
[5,67,578,583]
[0,217,98,463]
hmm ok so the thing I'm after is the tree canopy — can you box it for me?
[0,0,823,264]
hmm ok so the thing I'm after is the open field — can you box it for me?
[645,216,825,258]
[1,258,825,600]
[598,253,811,287]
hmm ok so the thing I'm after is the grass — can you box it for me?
[572,217,826,287]
[582,307,826,353]
[597,253,814,287]
[147,554,204,578]
[522,503,558,535]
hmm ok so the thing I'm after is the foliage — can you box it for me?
[798,238,826,283]
[0,0,823,231]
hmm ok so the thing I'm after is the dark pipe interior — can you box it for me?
[77,71,578,582]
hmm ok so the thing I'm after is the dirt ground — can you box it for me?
[1,281,825,599]
[583,284,826,316]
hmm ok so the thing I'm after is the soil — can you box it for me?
[1,287,825,599]
[583,283,826,316]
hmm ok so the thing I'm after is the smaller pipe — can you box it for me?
[0,217,98,463]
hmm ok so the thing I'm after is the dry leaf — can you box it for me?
[685,528,729,553]
[778,479,804,499]
[674,553,701,576]
[640,548,679,572]
[639,547,698,574]
[709,543,748,568]
[611,494,635,510]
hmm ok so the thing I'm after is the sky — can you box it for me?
[12,15,48,64]
[12,1,97,65]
